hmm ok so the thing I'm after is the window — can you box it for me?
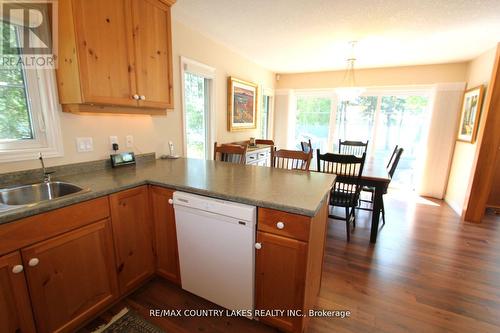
[260,95,270,139]
[292,90,430,189]
[181,57,215,160]
[183,72,210,159]
[0,21,63,162]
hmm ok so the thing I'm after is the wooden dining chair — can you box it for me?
[271,148,312,171]
[339,140,369,157]
[359,148,404,224]
[300,139,312,154]
[317,150,366,241]
[255,139,275,146]
[386,145,399,169]
[213,142,247,164]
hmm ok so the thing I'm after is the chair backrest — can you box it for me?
[255,139,275,146]
[213,142,247,164]
[317,150,366,206]
[339,140,369,157]
[386,145,399,169]
[388,148,404,179]
[300,139,312,154]
[271,148,311,171]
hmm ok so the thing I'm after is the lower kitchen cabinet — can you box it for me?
[150,186,181,284]
[110,186,155,294]
[255,231,308,332]
[21,220,118,333]
[0,251,36,333]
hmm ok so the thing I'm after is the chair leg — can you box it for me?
[352,208,356,228]
[381,197,386,225]
[345,207,350,242]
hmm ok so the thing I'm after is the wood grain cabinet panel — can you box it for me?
[150,186,181,284]
[255,231,308,333]
[21,220,118,333]
[57,0,175,113]
[0,252,36,333]
[131,0,174,109]
[110,186,155,294]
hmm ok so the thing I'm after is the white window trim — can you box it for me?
[0,68,64,162]
[261,87,275,140]
[180,56,216,159]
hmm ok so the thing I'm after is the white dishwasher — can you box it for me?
[173,191,256,311]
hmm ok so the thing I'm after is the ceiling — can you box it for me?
[172,0,500,73]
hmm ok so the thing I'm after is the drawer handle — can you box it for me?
[12,265,24,274]
[140,95,146,101]
[28,258,40,267]
[276,222,285,230]
[255,243,262,250]
[168,198,173,205]
[132,94,140,100]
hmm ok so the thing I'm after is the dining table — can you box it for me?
[358,161,391,243]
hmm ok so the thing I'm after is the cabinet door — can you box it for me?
[131,0,173,108]
[0,252,36,333]
[255,231,307,333]
[150,186,181,284]
[110,186,155,294]
[73,0,137,106]
[22,220,118,333]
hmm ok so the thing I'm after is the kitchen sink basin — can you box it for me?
[0,182,88,206]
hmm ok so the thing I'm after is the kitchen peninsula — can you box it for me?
[0,157,334,333]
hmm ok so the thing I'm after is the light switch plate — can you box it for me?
[76,137,93,152]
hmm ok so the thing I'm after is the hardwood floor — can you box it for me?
[81,190,500,333]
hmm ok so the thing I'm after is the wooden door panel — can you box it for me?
[73,0,137,106]
[110,186,155,294]
[22,220,118,333]
[150,186,180,284]
[0,252,36,333]
[255,231,307,333]
[132,0,173,108]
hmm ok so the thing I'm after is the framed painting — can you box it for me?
[457,85,485,143]
[227,77,258,131]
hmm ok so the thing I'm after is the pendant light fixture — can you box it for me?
[335,41,366,102]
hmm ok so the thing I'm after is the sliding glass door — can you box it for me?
[293,91,430,189]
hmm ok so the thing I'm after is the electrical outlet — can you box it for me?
[76,137,93,152]
[126,135,134,148]
[109,136,119,145]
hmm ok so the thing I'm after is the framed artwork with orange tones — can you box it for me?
[457,85,485,143]
[227,77,258,131]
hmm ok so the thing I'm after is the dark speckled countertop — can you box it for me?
[0,158,335,225]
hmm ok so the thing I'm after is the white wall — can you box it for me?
[0,18,275,173]
[445,48,497,216]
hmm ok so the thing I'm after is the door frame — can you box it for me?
[180,56,216,159]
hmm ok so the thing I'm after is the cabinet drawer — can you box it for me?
[258,208,310,242]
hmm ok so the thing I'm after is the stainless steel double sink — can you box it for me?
[0,182,88,207]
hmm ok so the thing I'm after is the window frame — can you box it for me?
[0,67,64,162]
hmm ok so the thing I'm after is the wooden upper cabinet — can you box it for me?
[57,0,175,114]
[109,186,155,294]
[150,186,180,284]
[21,220,119,333]
[0,252,36,333]
[131,0,174,108]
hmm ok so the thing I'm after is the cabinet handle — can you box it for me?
[140,95,146,100]
[28,258,40,267]
[168,199,173,205]
[255,243,262,250]
[132,94,139,100]
[276,221,285,230]
[12,265,24,274]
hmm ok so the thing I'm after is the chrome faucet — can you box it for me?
[39,153,53,182]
